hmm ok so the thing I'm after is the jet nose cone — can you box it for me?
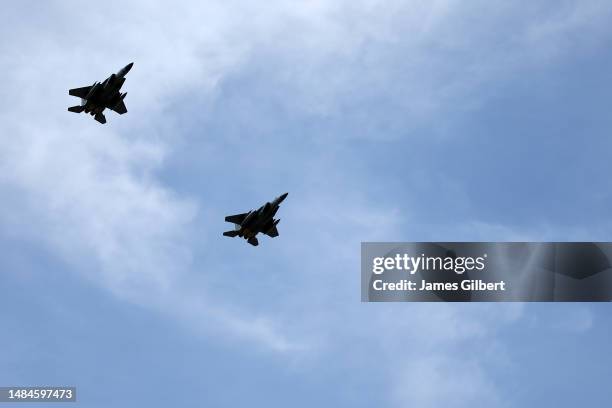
[278,192,288,203]
[117,62,134,77]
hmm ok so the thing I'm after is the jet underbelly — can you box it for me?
[242,228,256,238]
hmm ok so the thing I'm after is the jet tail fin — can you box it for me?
[265,225,279,238]
[68,105,85,113]
[94,113,107,124]
[110,99,127,115]
[223,230,239,238]
[247,237,259,246]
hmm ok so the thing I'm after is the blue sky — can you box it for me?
[1,1,612,407]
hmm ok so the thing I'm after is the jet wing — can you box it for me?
[265,226,279,238]
[225,212,249,225]
[69,86,92,99]
[110,99,127,115]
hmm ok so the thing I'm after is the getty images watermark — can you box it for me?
[370,251,506,292]
[361,242,612,302]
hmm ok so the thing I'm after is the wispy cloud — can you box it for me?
[392,355,503,408]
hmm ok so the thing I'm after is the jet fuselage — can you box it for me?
[224,193,288,246]
[68,62,133,124]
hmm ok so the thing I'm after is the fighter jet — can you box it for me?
[223,193,288,246]
[68,63,133,124]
